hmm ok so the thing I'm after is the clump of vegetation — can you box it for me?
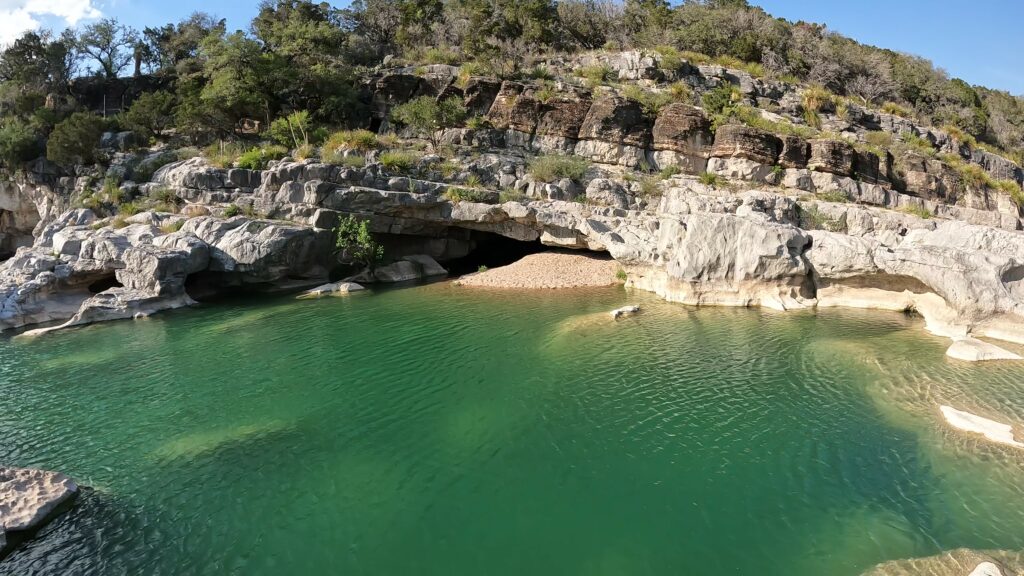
[659,165,681,179]
[622,85,683,115]
[798,204,843,231]
[816,190,850,203]
[160,220,185,234]
[578,64,613,87]
[324,129,379,153]
[899,204,933,219]
[699,172,722,187]
[444,187,492,203]
[882,102,914,118]
[732,105,817,139]
[390,96,467,149]
[615,268,628,282]
[236,145,288,170]
[379,150,420,172]
[499,187,527,203]
[335,215,384,271]
[477,265,489,273]
[268,110,316,149]
[222,204,242,218]
[528,155,589,182]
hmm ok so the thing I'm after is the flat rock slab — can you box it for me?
[940,405,1024,449]
[610,305,641,319]
[0,467,79,533]
[946,337,1022,362]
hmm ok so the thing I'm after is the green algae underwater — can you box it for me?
[2,283,1024,575]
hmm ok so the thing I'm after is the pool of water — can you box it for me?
[2,283,1023,575]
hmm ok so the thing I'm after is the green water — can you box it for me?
[2,284,1024,575]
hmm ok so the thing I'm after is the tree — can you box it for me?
[0,117,44,169]
[122,90,175,138]
[46,112,105,165]
[76,19,141,79]
[143,13,226,77]
[335,215,384,271]
[390,96,467,149]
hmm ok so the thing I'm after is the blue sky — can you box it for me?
[4,0,1022,95]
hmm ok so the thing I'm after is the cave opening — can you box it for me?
[444,230,550,277]
[88,276,124,294]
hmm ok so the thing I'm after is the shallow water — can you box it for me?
[2,284,1023,575]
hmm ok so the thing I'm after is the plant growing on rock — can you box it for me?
[528,155,589,183]
[335,215,384,271]
[379,150,419,172]
[699,172,722,187]
[269,110,313,149]
[236,145,288,170]
[390,96,467,149]
[122,90,175,139]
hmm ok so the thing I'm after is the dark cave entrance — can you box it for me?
[444,230,550,277]
[88,276,123,294]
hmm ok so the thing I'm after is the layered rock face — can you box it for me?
[3,151,1024,359]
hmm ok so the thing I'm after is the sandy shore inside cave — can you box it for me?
[455,251,620,289]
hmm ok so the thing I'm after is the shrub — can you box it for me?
[659,165,681,179]
[294,144,317,161]
[654,45,683,70]
[667,82,692,103]
[324,129,378,153]
[615,268,628,282]
[578,64,613,87]
[465,116,490,130]
[639,175,661,196]
[223,204,241,218]
[236,145,288,170]
[941,124,977,148]
[799,204,843,231]
[499,188,527,203]
[528,155,589,182]
[134,153,178,183]
[699,171,722,187]
[47,112,105,165]
[122,90,175,138]
[444,187,492,203]
[379,150,420,172]
[390,96,467,149]
[268,110,313,149]
[160,220,185,234]
[864,131,894,151]
[335,215,384,271]
[478,265,489,273]
[816,190,849,203]
[0,117,44,168]
[701,84,741,117]
[111,215,129,229]
[882,102,913,118]
[203,141,246,168]
[118,201,142,216]
[900,134,936,157]
[623,85,676,115]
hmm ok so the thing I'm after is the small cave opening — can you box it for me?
[87,276,123,294]
[444,230,554,277]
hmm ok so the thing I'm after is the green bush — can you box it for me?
[699,171,722,187]
[379,150,420,172]
[578,64,613,87]
[122,90,175,138]
[899,204,933,219]
[702,85,741,118]
[236,145,288,170]
[0,117,43,168]
[324,129,378,153]
[223,204,242,218]
[499,188,527,203]
[47,112,105,165]
[444,187,492,203]
[816,190,850,203]
[335,215,384,271]
[268,110,313,149]
[528,155,589,182]
[390,96,467,148]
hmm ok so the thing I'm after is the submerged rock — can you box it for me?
[610,305,640,319]
[939,405,1024,449]
[861,548,1024,576]
[298,281,365,298]
[0,467,79,557]
[946,338,1023,362]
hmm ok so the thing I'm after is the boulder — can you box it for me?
[610,305,640,319]
[586,179,629,209]
[778,135,810,168]
[486,82,527,130]
[536,94,592,140]
[807,139,855,176]
[577,96,653,148]
[463,77,503,115]
[652,103,713,155]
[710,125,781,165]
[946,337,1023,362]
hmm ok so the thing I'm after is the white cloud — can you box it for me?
[0,0,102,45]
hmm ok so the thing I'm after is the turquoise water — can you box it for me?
[2,283,1024,575]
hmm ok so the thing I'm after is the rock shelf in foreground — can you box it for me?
[0,467,79,558]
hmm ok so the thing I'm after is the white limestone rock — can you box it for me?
[946,338,1022,362]
[298,281,365,299]
[610,305,640,319]
[0,466,78,533]
[940,405,1023,449]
